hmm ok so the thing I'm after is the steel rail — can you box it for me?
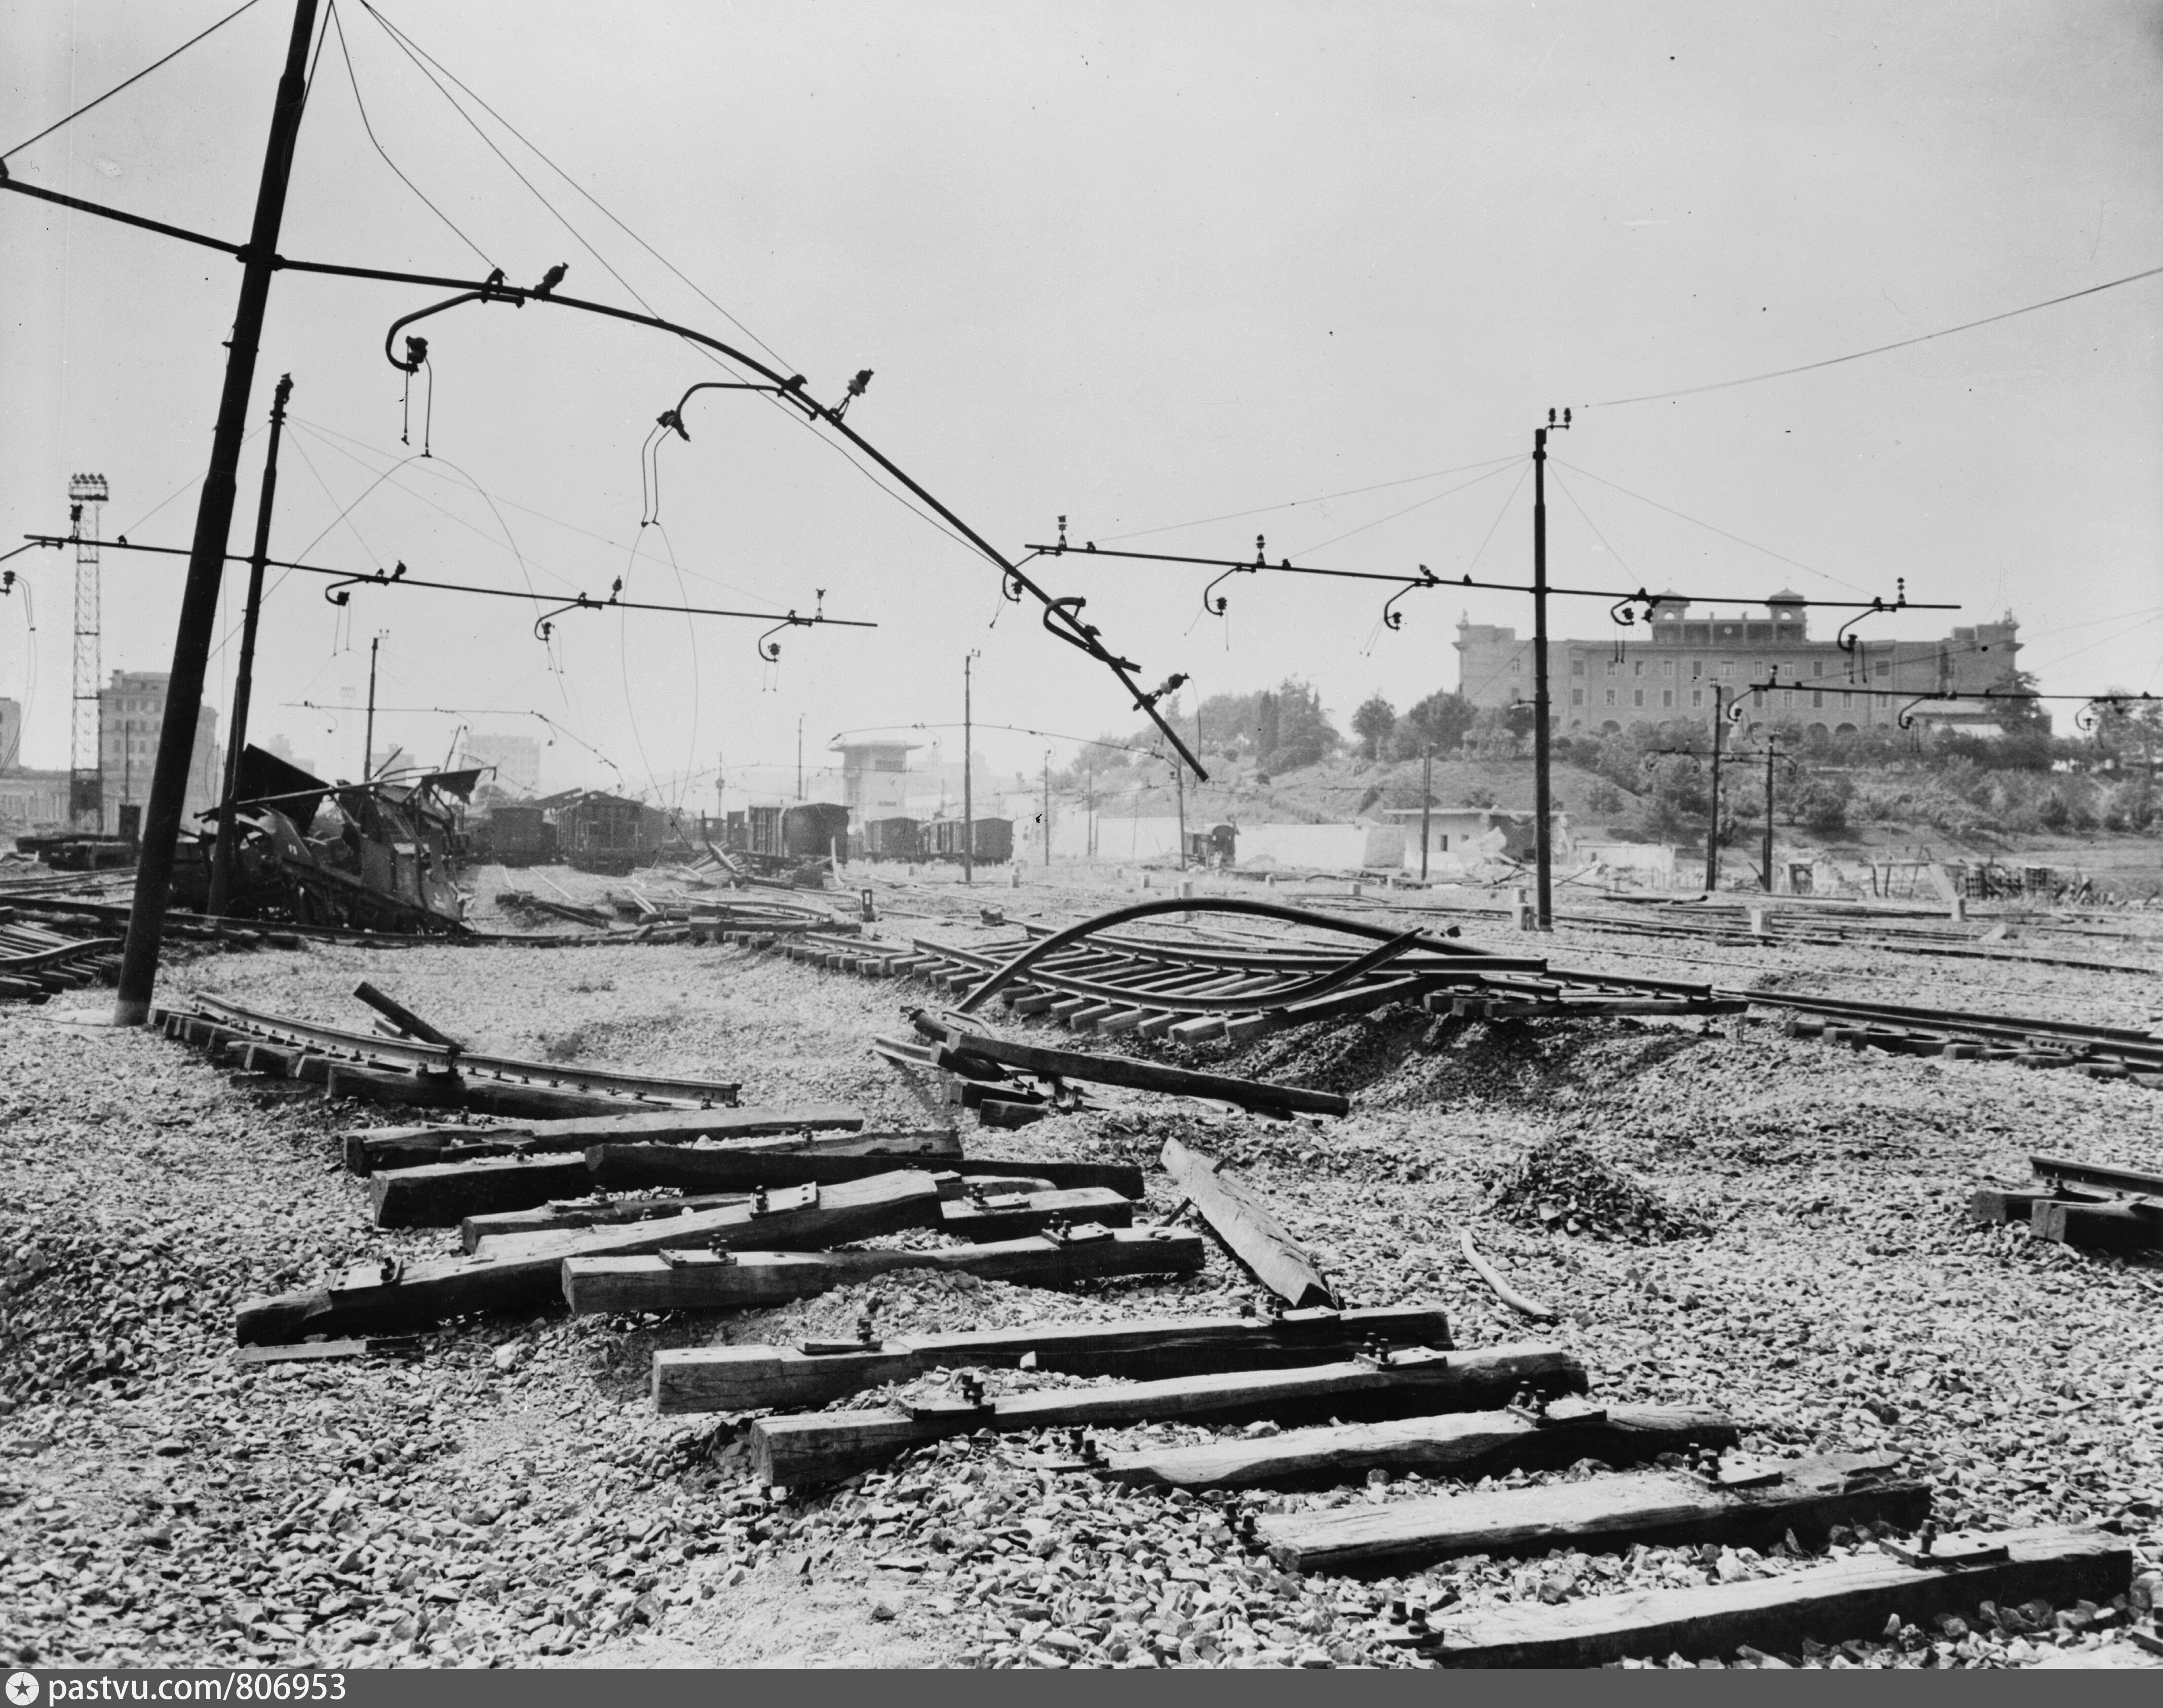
[188,995,743,1104]
[924,935,1450,1015]
[1735,988,2163,1057]
[951,896,1539,1016]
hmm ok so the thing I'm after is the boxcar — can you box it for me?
[782,801,852,861]
[476,804,554,867]
[923,817,1011,864]
[862,816,922,861]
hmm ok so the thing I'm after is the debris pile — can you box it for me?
[1484,1138,1705,1244]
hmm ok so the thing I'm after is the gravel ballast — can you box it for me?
[3,869,2160,1668]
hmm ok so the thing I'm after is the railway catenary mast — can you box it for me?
[68,473,108,832]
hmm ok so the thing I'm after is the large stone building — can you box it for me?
[100,671,221,834]
[465,732,542,795]
[1455,593,2020,738]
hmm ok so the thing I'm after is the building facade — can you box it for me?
[1455,594,2020,738]
[99,671,221,835]
[464,732,542,795]
[830,740,917,818]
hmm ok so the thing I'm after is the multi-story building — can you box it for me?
[1455,593,2020,737]
[465,732,543,795]
[99,671,221,835]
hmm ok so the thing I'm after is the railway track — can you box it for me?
[730,897,1745,1045]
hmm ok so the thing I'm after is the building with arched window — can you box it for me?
[1454,595,2019,737]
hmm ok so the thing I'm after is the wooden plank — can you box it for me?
[370,1153,594,1228]
[915,1013,1351,1117]
[1259,1453,1927,1577]
[1161,1135,1336,1309]
[939,1185,1136,1240]
[1423,1524,2131,1668]
[652,1303,1455,1414]
[325,1063,464,1110]
[235,1169,945,1344]
[2029,1153,2163,1198]
[585,1130,960,1192]
[459,1173,1056,1252]
[749,1343,1585,1485]
[587,1141,1140,1198]
[1101,1404,1737,1492]
[342,1103,868,1174]
[2032,1197,2162,1255]
[567,1227,1209,1316]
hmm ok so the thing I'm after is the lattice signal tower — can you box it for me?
[68,472,108,831]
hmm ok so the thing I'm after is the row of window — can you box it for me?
[1515,653,1896,681]
[1570,688,1869,711]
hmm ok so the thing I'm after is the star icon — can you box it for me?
[7,1672,40,1706]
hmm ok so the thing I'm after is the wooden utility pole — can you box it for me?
[962,650,978,884]
[1530,409,1568,930]
[1174,741,1187,869]
[207,373,293,916]
[1420,744,1434,881]
[1041,754,1051,867]
[1704,684,1726,894]
[114,0,319,1025]
[1761,737,1784,895]
[362,634,381,780]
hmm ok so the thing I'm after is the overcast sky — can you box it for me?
[4,0,2159,805]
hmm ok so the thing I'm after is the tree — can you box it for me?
[1393,689,1477,759]
[1351,695,1397,761]
[1260,679,1340,771]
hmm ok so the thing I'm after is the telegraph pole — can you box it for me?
[114,0,320,1025]
[1420,744,1434,881]
[1531,408,1569,929]
[962,649,978,884]
[1704,683,1726,893]
[1041,753,1052,867]
[208,373,292,915]
[1174,742,1187,869]
[362,634,381,780]
[1761,742,1776,893]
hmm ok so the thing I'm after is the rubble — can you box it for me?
[1484,1136,1708,1245]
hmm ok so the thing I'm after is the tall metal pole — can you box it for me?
[207,374,292,915]
[362,634,380,780]
[1174,742,1187,869]
[1420,744,1433,881]
[67,474,108,833]
[1531,415,1563,929]
[1704,684,1725,894]
[1762,740,1778,894]
[962,650,977,885]
[1042,753,1051,867]
[114,0,320,1025]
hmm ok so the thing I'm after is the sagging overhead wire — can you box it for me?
[1551,459,1869,597]
[1097,452,1526,545]
[1588,262,2163,410]
[325,1,493,269]
[2,0,265,162]
[353,0,1034,633]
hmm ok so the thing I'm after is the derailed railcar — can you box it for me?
[170,747,475,934]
